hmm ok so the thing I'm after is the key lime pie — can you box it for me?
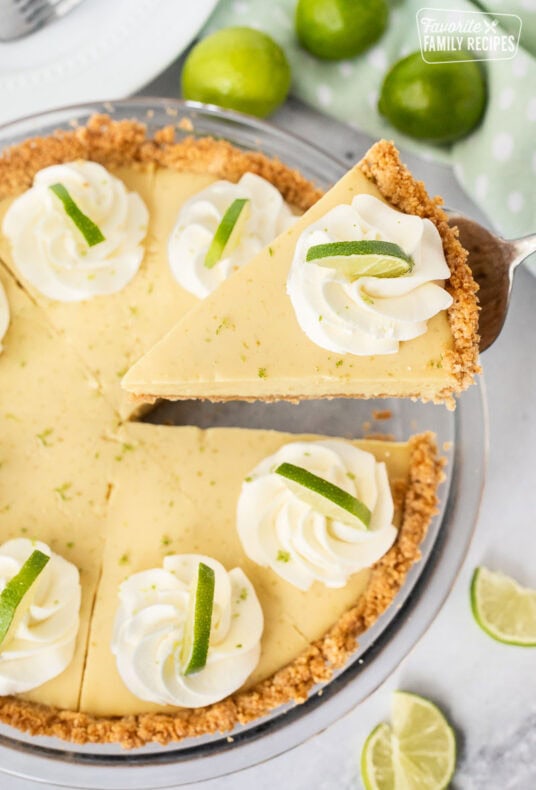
[0,114,462,747]
[122,140,479,409]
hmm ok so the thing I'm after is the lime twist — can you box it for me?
[204,198,250,269]
[361,691,456,790]
[49,183,105,247]
[0,549,50,649]
[471,566,536,646]
[306,239,414,279]
[181,561,216,676]
[296,0,388,60]
[378,51,487,144]
[275,461,371,529]
[182,27,291,118]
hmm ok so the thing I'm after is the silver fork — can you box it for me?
[446,212,536,352]
[0,0,83,42]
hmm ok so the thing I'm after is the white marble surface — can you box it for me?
[4,60,536,790]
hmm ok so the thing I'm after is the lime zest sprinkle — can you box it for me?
[258,367,268,379]
[36,427,54,447]
[54,482,72,501]
[48,183,105,247]
[276,550,290,563]
[275,462,371,528]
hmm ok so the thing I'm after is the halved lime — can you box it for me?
[49,183,105,247]
[361,691,456,790]
[181,561,215,676]
[471,566,536,646]
[305,240,414,279]
[204,198,250,269]
[275,461,371,529]
[0,549,50,649]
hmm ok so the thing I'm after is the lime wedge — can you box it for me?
[306,240,414,280]
[275,462,371,529]
[0,549,50,649]
[49,183,105,247]
[204,198,250,269]
[181,561,215,676]
[471,566,536,646]
[361,691,456,790]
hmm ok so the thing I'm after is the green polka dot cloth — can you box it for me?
[203,0,536,246]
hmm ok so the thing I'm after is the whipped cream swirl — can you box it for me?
[2,161,148,302]
[112,554,263,708]
[237,441,396,590]
[0,538,81,695]
[0,281,9,353]
[168,172,295,298]
[287,194,453,355]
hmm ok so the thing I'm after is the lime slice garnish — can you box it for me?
[0,549,50,649]
[181,561,215,676]
[204,198,250,270]
[361,691,456,790]
[471,566,536,646]
[49,183,105,247]
[275,461,371,529]
[306,240,414,280]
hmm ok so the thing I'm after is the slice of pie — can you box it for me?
[0,115,317,417]
[1,422,443,747]
[122,141,479,409]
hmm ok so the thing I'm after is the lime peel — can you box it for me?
[0,549,50,649]
[471,566,536,647]
[181,561,215,676]
[49,183,105,247]
[275,461,371,528]
[204,198,250,269]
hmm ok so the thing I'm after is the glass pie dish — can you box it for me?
[0,98,487,789]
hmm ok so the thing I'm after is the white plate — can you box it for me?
[0,0,218,125]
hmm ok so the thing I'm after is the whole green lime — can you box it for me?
[378,51,487,144]
[181,27,291,118]
[296,0,388,60]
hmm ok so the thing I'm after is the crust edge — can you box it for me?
[359,140,480,402]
